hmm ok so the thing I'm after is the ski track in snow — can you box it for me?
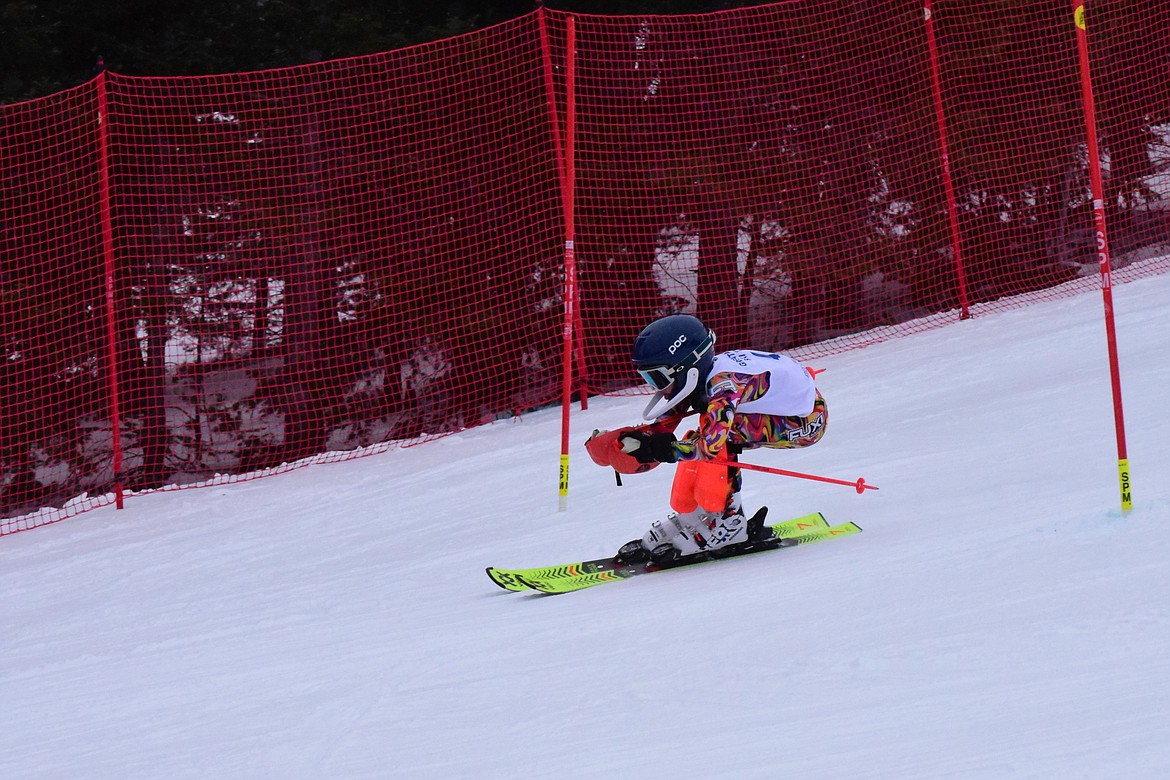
[3,267,1170,779]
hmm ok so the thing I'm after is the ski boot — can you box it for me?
[614,514,696,566]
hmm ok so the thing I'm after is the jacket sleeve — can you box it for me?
[674,371,749,461]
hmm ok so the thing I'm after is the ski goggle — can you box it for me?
[635,328,716,393]
[637,366,678,391]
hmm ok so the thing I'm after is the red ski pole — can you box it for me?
[730,460,877,494]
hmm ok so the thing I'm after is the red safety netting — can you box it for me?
[554,0,1170,379]
[2,1,1168,533]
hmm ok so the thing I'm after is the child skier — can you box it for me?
[585,313,828,565]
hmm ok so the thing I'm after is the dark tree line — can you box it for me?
[0,1,763,106]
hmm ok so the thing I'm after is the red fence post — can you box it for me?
[922,0,970,320]
[96,66,125,511]
[1071,1,1132,511]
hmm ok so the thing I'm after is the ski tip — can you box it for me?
[485,567,515,591]
[487,566,548,593]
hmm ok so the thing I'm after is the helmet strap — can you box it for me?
[641,366,701,421]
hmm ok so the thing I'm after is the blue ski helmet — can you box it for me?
[631,314,716,415]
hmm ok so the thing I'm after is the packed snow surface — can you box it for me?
[3,269,1169,779]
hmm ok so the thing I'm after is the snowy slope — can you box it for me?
[2,266,1169,779]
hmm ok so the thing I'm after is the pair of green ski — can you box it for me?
[486,512,861,595]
